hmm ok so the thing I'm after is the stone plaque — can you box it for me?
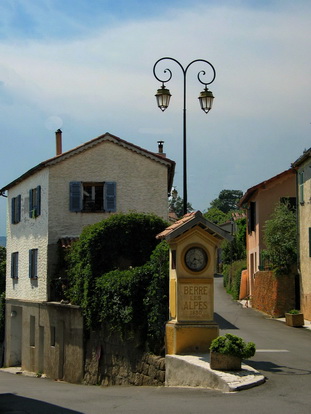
[178,280,213,321]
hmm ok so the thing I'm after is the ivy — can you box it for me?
[65,213,169,354]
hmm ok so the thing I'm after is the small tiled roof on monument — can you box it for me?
[156,211,233,242]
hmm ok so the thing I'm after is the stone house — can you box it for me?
[0,131,175,381]
[292,148,311,320]
[239,168,296,302]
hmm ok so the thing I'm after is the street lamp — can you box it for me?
[153,57,216,216]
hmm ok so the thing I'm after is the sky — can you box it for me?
[0,0,310,235]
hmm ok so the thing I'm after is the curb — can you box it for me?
[165,354,265,392]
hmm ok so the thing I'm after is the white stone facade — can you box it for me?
[3,133,174,304]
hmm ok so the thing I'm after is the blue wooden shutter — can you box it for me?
[70,182,82,212]
[33,249,38,279]
[29,250,32,278]
[11,253,15,278]
[11,252,19,279]
[29,249,38,279]
[11,198,15,224]
[104,182,116,212]
[36,186,41,216]
[29,189,33,218]
[17,195,21,222]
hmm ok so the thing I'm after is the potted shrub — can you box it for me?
[285,309,304,327]
[209,333,256,371]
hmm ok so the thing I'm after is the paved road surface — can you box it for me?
[1,275,311,414]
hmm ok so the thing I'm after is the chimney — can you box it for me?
[56,129,62,155]
[157,140,166,157]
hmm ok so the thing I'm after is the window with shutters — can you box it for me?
[247,202,256,234]
[11,195,21,224]
[69,181,116,213]
[29,186,41,218]
[298,171,304,204]
[11,252,19,279]
[29,248,38,279]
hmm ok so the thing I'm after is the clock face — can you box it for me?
[185,247,208,272]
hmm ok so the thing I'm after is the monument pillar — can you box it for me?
[156,211,232,355]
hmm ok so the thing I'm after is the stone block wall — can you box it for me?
[84,329,165,386]
[252,271,296,317]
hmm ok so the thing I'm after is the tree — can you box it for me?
[263,201,297,275]
[204,207,230,225]
[169,194,193,218]
[209,190,243,213]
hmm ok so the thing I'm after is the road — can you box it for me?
[1,275,311,414]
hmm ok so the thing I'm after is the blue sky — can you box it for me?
[0,0,310,235]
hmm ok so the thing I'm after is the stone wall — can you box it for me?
[252,271,296,317]
[84,329,165,386]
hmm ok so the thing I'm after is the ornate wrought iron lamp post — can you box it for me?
[153,57,216,216]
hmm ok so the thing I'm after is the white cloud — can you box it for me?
[0,0,311,234]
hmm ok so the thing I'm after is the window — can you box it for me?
[30,315,35,347]
[29,249,38,279]
[280,197,296,212]
[11,195,21,224]
[309,228,311,258]
[298,172,304,204]
[11,252,19,279]
[247,202,256,234]
[50,326,56,347]
[29,186,41,218]
[69,181,116,213]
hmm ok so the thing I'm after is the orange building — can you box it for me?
[239,168,296,299]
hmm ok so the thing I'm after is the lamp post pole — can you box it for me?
[153,57,216,216]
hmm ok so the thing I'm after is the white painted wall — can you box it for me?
[6,169,49,301]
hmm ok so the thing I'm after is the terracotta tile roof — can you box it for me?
[292,147,311,167]
[239,168,295,207]
[0,132,175,193]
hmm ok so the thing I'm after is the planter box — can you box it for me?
[210,352,242,371]
[285,313,304,327]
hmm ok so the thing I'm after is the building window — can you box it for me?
[50,326,56,347]
[11,195,21,224]
[30,315,35,347]
[248,202,256,234]
[280,197,296,212]
[69,181,116,213]
[29,249,38,279]
[309,228,311,258]
[29,186,41,218]
[11,252,19,279]
[298,171,304,204]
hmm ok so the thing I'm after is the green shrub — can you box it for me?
[66,212,167,328]
[210,334,256,359]
[95,241,169,354]
[223,259,246,300]
[287,309,301,315]
[263,201,297,275]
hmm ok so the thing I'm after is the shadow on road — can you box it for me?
[214,312,238,330]
[0,393,83,414]
[247,360,311,376]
